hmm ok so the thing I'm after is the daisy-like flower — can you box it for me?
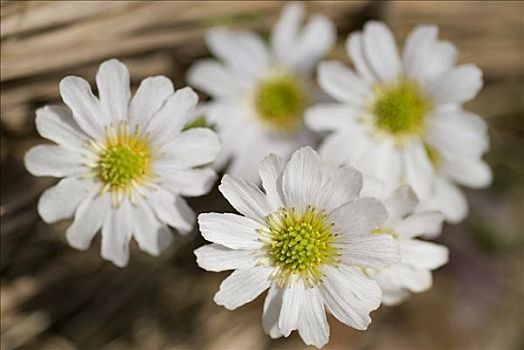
[194,147,399,348]
[24,59,220,267]
[306,21,491,223]
[187,2,335,181]
[363,185,448,305]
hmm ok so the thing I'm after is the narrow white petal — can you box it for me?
[206,28,269,76]
[320,165,363,212]
[198,212,263,250]
[400,240,449,270]
[96,59,130,123]
[259,153,285,212]
[149,189,195,234]
[213,266,272,310]
[329,198,388,236]
[130,76,174,127]
[305,103,361,132]
[194,244,255,272]
[422,177,469,224]
[372,267,411,305]
[384,185,419,220]
[148,87,200,146]
[396,266,433,293]
[297,286,329,348]
[38,177,90,223]
[426,110,489,158]
[131,199,173,256]
[403,25,438,78]
[161,128,220,169]
[346,32,376,82]
[101,201,132,267]
[24,145,84,177]
[318,61,370,106]
[392,211,444,239]
[441,157,492,189]
[159,167,217,197]
[187,59,243,98]
[292,14,336,74]
[321,266,382,330]
[278,278,307,336]
[318,129,369,167]
[262,285,285,339]
[282,147,323,214]
[362,21,402,81]
[59,76,106,138]
[218,174,271,222]
[402,140,435,200]
[338,233,400,268]
[66,194,110,250]
[271,2,303,64]
[35,105,87,151]
[427,64,483,104]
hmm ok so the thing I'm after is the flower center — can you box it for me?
[264,206,339,287]
[254,73,308,132]
[372,80,431,136]
[95,124,151,193]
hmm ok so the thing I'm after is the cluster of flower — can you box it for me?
[24,3,490,348]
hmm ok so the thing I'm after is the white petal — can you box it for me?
[427,64,483,104]
[305,103,361,132]
[338,233,399,268]
[321,266,382,330]
[148,87,200,147]
[396,266,433,293]
[187,59,243,98]
[403,25,438,79]
[297,286,329,348]
[292,14,336,74]
[384,185,419,220]
[198,212,263,250]
[329,198,388,236]
[372,268,411,305]
[37,177,90,223]
[101,201,132,267]
[130,76,174,127]
[318,129,369,167]
[194,244,255,272]
[24,145,84,177]
[346,32,376,82]
[259,153,285,212]
[362,21,402,81]
[392,211,444,239]
[96,59,130,123]
[35,105,87,151]
[161,128,220,169]
[263,285,285,339]
[318,61,370,106]
[278,278,307,337]
[271,2,303,64]
[206,28,269,76]
[213,266,272,310]
[426,110,489,158]
[402,140,435,200]
[320,165,363,212]
[441,157,492,189]
[131,199,173,256]
[66,194,110,250]
[423,178,469,224]
[218,174,271,222]
[160,167,217,197]
[148,189,195,234]
[59,76,106,138]
[282,147,323,214]
[400,240,449,270]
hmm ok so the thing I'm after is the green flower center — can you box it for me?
[265,206,339,286]
[254,74,308,132]
[372,81,431,136]
[96,131,151,192]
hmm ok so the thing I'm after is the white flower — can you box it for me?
[188,2,335,181]
[306,21,491,223]
[194,147,399,348]
[24,59,221,267]
[363,185,448,305]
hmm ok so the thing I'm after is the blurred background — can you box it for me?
[1,1,523,349]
